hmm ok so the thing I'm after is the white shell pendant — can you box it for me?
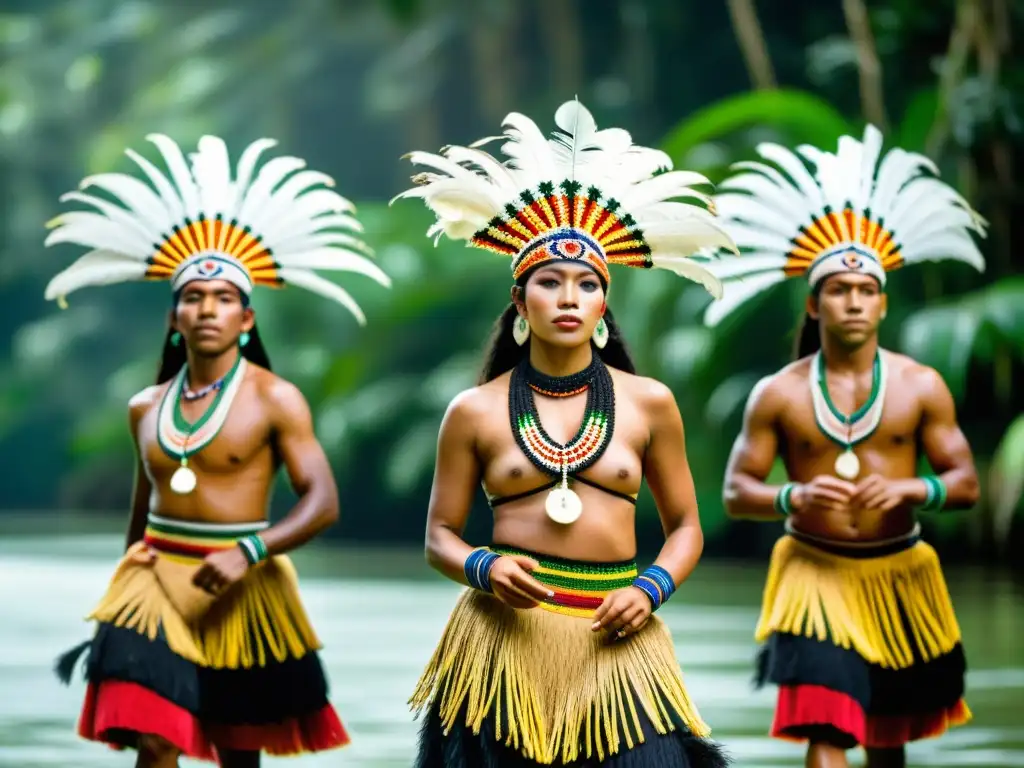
[546,487,583,524]
[834,450,861,481]
[170,465,197,495]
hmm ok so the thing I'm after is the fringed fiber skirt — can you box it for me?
[410,545,730,767]
[754,525,970,749]
[55,515,348,762]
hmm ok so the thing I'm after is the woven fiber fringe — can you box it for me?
[86,542,321,670]
[754,536,962,669]
[409,589,710,765]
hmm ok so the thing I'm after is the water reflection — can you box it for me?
[1,534,1021,767]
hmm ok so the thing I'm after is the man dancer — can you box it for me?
[48,133,391,767]
[701,125,987,767]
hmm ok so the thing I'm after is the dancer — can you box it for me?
[395,99,737,767]
[704,125,986,768]
[48,133,391,767]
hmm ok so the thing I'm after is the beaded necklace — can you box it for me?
[508,356,615,524]
[809,350,888,480]
[157,355,247,495]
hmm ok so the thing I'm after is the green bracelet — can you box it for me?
[773,483,797,516]
[919,475,948,512]
[238,533,269,565]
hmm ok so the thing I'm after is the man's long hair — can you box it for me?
[478,302,636,384]
[155,323,272,385]
[793,311,821,361]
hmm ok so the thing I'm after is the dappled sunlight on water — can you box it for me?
[0,533,1021,767]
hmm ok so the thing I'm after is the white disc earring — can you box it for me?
[513,315,531,346]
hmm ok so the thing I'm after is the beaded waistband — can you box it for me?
[144,513,269,561]
[490,544,637,618]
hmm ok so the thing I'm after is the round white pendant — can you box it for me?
[170,465,197,495]
[834,450,861,481]
[545,487,583,524]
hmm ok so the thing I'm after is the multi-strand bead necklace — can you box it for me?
[508,355,615,523]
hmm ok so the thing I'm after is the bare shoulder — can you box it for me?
[609,368,678,420]
[128,384,166,423]
[744,361,804,418]
[444,375,506,429]
[885,351,950,401]
[250,365,312,424]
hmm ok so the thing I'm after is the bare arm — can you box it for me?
[641,382,704,586]
[258,380,340,555]
[907,368,980,510]
[722,376,787,521]
[125,396,153,550]
[423,392,484,585]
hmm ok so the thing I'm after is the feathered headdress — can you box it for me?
[44,135,391,324]
[699,124,988,326]
[392,99,737,297]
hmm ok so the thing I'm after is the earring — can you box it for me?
[239,331,251,348]
[592,317,608,349]
[170,331,181,347]
[512,315,530,346]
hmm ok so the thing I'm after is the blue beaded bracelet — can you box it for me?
[464,547,500,593]
[919,475,948,512]
[773,483,797,516]
[632,564,676,612]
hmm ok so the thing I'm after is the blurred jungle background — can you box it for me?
[1,1,1022,766]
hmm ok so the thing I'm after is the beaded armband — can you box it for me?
[919,475,948,512]
[632,564,676,612]
[464,547,500,593]
[773,483,797,516]
[238,533,268,565]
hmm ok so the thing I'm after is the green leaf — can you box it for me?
[990,414,1024,547]
[894,86,939,152]
[661,89,852,165]
[899,277,1024,401]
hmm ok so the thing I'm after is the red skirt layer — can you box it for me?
[772,683,971,749]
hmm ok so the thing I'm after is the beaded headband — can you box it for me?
[699,124,988,326]
[44,134,391,324]
[393,99,737,296]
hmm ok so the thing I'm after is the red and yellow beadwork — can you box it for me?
[516,410,610,476]
[471,181,652,284]
[784,209,903,278]
[143,216,280,286]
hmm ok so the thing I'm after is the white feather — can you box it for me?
[44,135,390,313]
[702,271,786,327]
[395,99,739,297]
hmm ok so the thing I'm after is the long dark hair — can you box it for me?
[478,303,636,384]
[155,323,273,385]
[793,311,821,360]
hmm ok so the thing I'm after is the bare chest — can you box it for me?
[781,386,921,455]
[138,387,273,477]
[481,389,646,496]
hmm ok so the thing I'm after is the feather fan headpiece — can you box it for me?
[44,135,391,324]
[392,99,737,297]
[700,124,987,326]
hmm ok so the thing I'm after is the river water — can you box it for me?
[1,532,1021,767]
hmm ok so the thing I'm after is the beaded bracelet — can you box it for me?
[464,547,500,593]
[919,474,948,512]
[237,533,268,566]
[632,564,676,612]
[773,483,797,516]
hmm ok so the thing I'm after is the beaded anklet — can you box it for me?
[920,474,948,512]
[465,547,500,593]
[238,533,269,565]
[633,564,676,611]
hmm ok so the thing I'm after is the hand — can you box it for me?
[791,475,858,514]
[591,587,653,640]
[489,555,554,610]
[851,474,914,512]
[192,547,251,596]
